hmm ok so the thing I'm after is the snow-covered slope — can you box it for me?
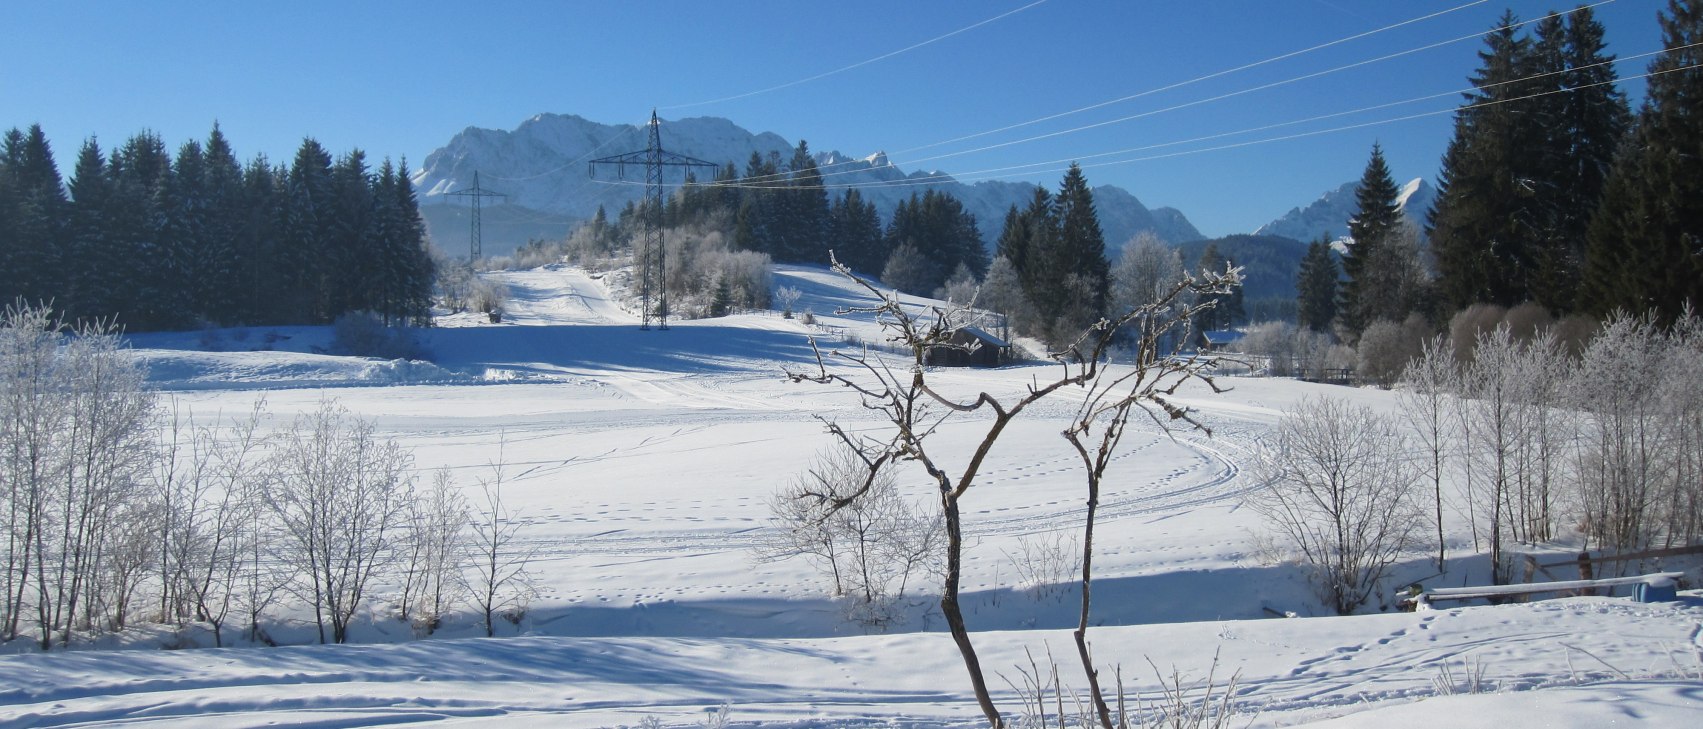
[412,113,1203,255]
[1254,178,1435,243]
[6,265,1699,728]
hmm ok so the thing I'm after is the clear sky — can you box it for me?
[1,1,1670,238]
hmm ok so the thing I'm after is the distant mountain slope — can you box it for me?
[1176,234,1310,303]
[413,113,1203,256]
[1254,178,1435,243]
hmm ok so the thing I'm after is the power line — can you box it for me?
[588,111,721,331]
[659,0,1051,111]
[733,0,1616,189]
[586,56,1695,195]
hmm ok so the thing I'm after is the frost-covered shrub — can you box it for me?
[331,311,427,360]
[469,278,509,321]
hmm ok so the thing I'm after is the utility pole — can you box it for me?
[589,110,719,330]
[446,171,506,259]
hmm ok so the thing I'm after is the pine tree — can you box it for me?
[1430,13,1546,310]
[735,151,778,255]
[1583,0,1702,322]
[279,138,336,323]
[108,132,173,329]
[2,125,68,306]
[1296,239,1339,333]
[1341,143,1401,335]
[200,123,246,323]
[1530,9,1629,312]
[783,140,830,264]
[237,155,282,324]
[1195,243,1243,330]
[828,188,885,274]
[65,138,113,320]
[1052,163,1110,321]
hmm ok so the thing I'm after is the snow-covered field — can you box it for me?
[1,265,1698,727]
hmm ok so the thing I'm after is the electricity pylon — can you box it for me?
[589,110,719,330]
[446,171,506,259]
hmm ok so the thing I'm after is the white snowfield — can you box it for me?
[2,265,1698,728]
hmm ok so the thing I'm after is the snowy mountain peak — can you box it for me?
[1255,178,1435,243]
[412,113,1202,255]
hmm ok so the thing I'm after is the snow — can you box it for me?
[3,264,1699,727]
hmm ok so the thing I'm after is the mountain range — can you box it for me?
[1253,178,1436,243]
[412,114,1203,257]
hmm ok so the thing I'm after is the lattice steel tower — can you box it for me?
[589,111,719,330]
[446,171,506,259]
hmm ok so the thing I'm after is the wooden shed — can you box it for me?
[926,326,1010,368]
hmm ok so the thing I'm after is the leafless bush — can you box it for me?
[1003,532,1082,602]
[759,446,942,629]
[469,277,510,321]
[1250,397,1422,614]
[1432,657,1492,696]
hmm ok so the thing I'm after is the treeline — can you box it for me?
[0,124,435,331]
[1281,3,1701,379]
[672,140,990,295]
[1401,312,1703,583]
[0,303,527,650]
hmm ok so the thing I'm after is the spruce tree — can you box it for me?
[1052,163,1110,321]
[279,138,336,323]
[1296,239,1339,333]
[828,188,884,274]
[783,140,829,264]
[1584,0,1703,321]
[65,138,112,320]
[1530,9,1629,312]
[201,123,246,324]
[1341,143,1401,335]
[108,132,173,329]
[2,125,68,306]
[1430,13,1545,310]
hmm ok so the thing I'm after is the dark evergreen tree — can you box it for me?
[278,138,336,323]
[882,190,984,294]
[827,187,885,274]
[1584,0,1703,321]
[199,123,247,323]
[389,157,435,326]
[735,151,778,255]
[1052,163,1110,321]
[781,140,830,264]
[1196,243,1243,330]
[1296,239,1339,333]
[65,138,113,320]
[108,132,174,329]
[1430,13,1546,310]
[237,155,283,324]
[1529,9,1630,312]
[1341,143,1402,335]
[1,125,68,306]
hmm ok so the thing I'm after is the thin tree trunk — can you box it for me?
[940,491,1002,728]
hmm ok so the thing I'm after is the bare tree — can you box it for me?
[1250,397,1421,614]
[468,444,535,637]
[268,400,413,644]
[791,255,1237,727]
[1058,279,1230,729]
[760,446,942,628]
[398,468,468,634]
[1400,336,1456,571]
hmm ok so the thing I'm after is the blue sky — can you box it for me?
[2,1,1670,237]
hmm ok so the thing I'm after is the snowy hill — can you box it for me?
[6,265,1699,727]
[1255,177,1436,243]
[412,113,1204,256]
